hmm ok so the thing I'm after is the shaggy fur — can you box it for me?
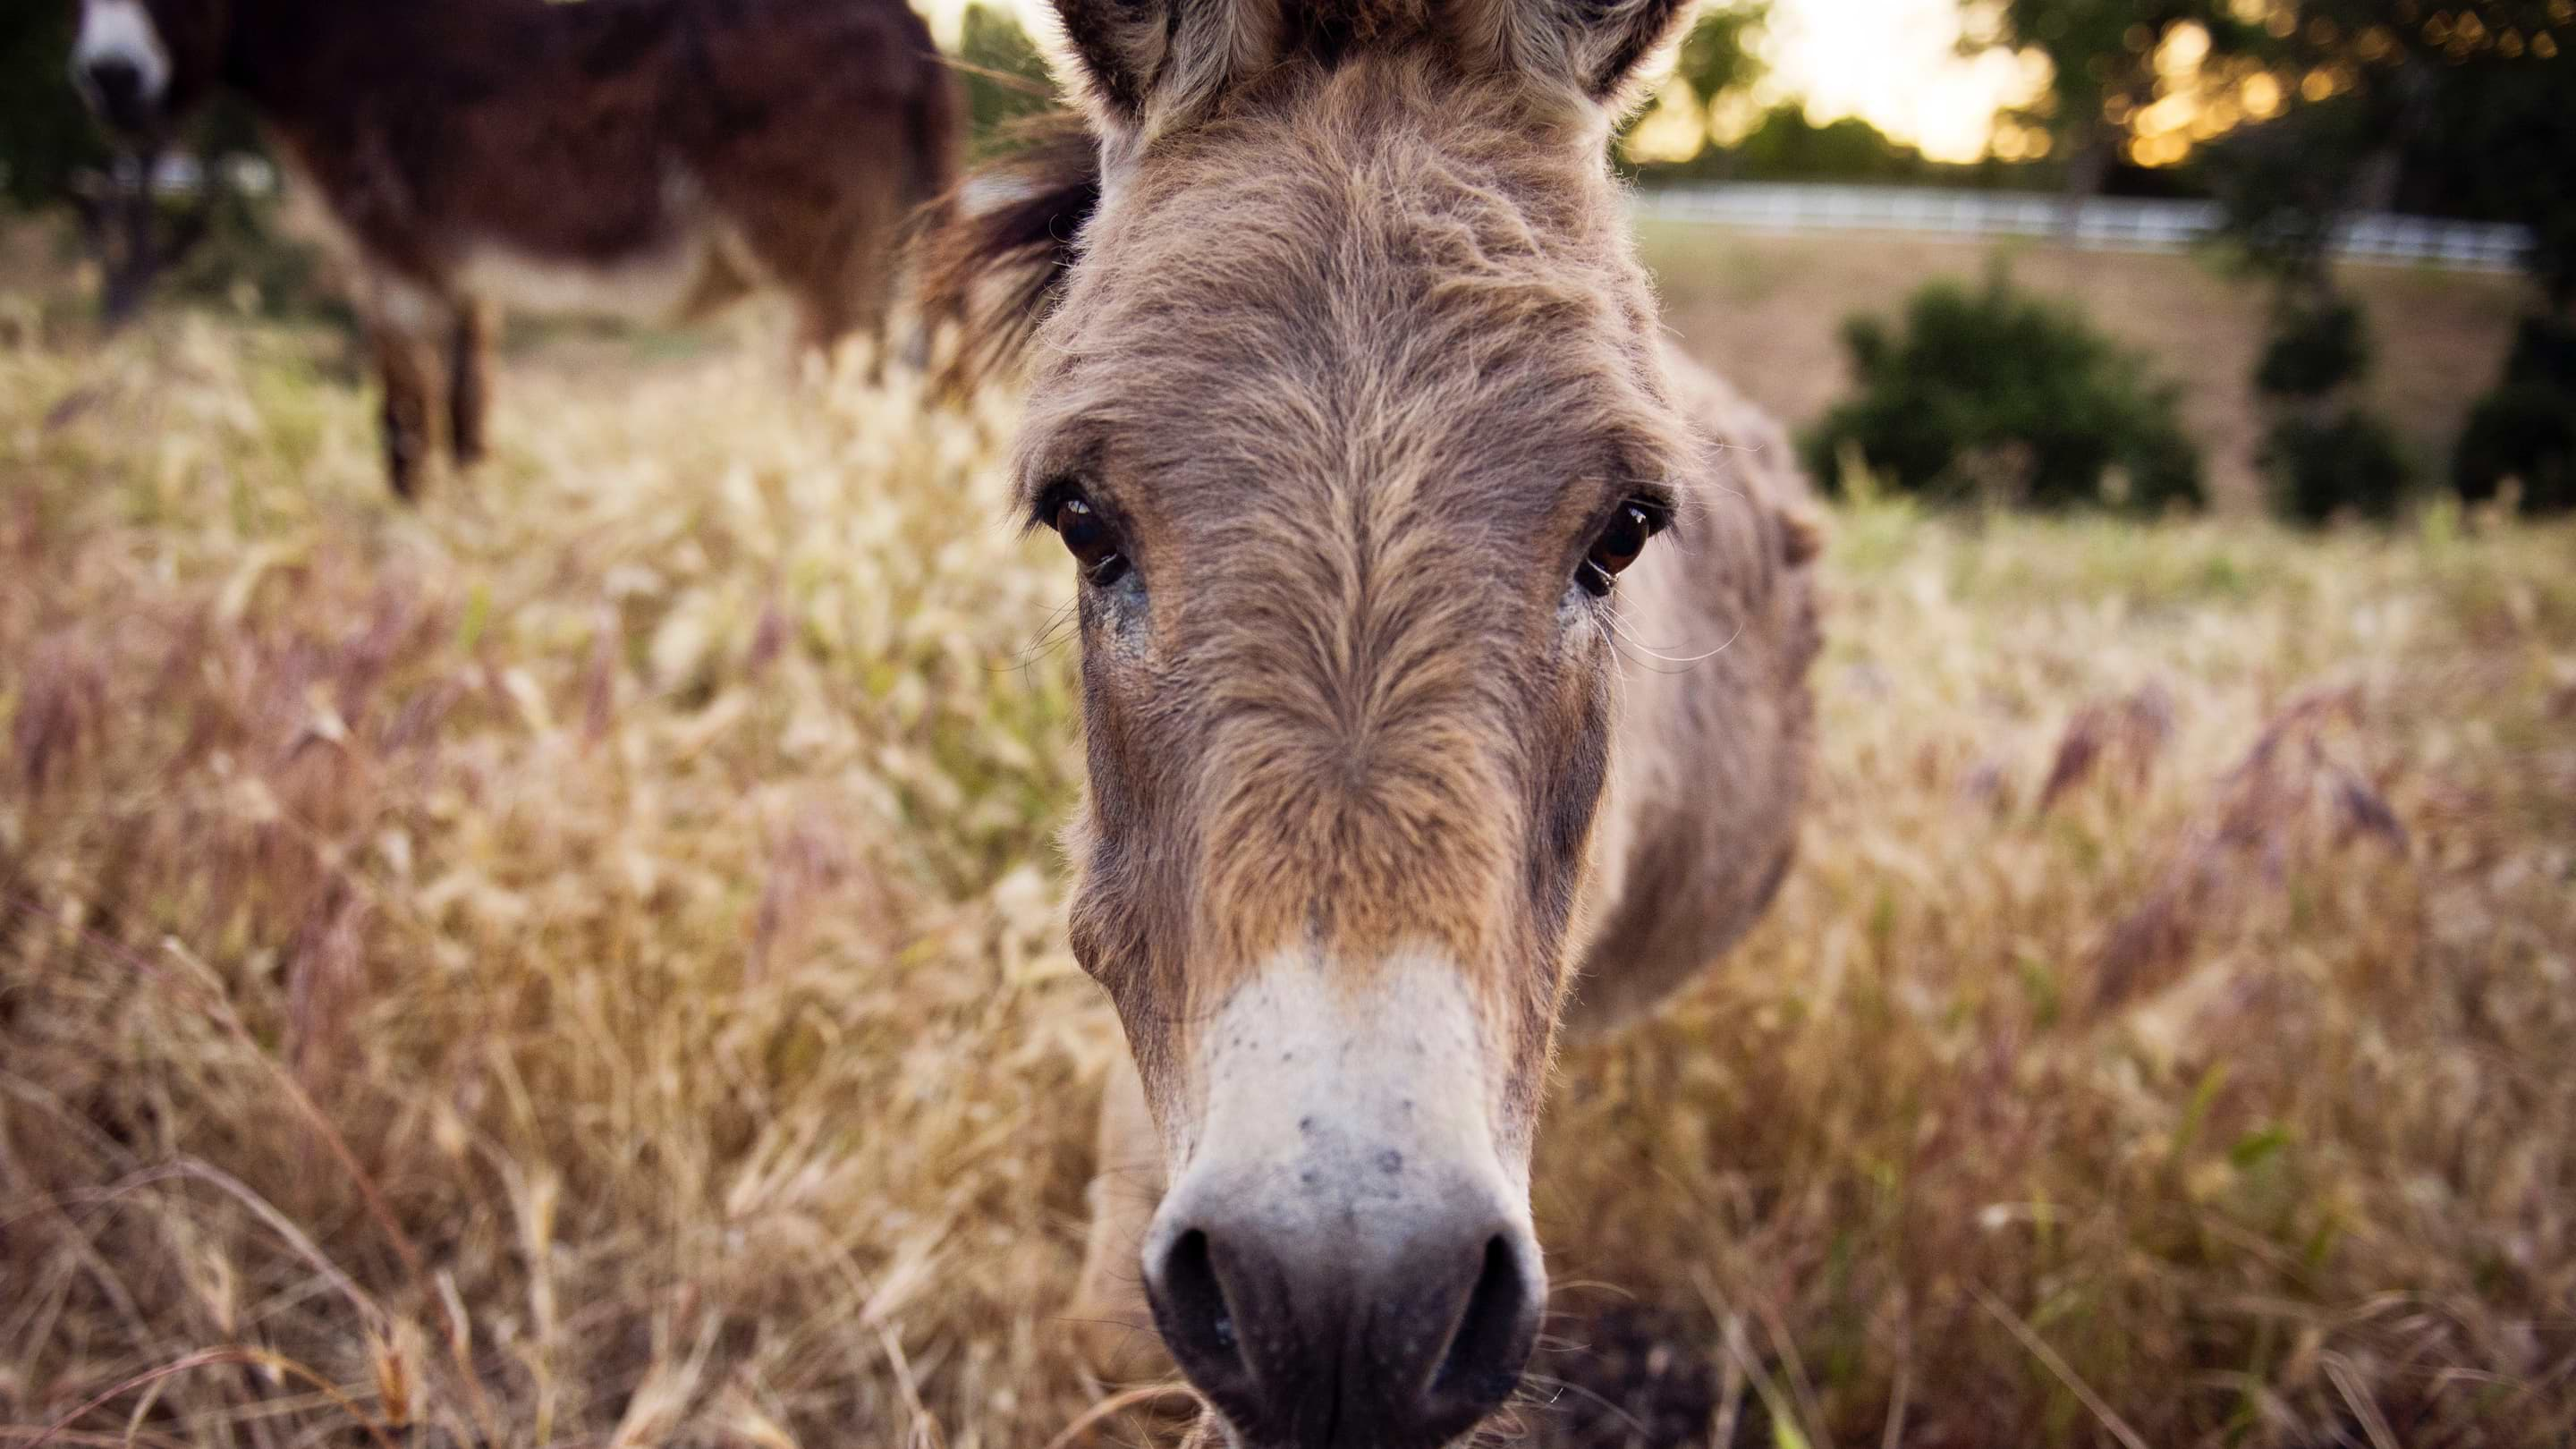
[918,111,1100,401]
[80,0,958,496]
[922,1,1821,1441]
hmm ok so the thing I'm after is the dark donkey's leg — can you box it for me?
[371,322,439,500]
[447,298,496,468]
[774,205,895,380]
[358,270,454,500]
[704,158,897,378]
[811,215,901,385]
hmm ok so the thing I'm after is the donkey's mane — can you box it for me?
[919,112,1106,396]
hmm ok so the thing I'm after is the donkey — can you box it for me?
[920,2,1824,1442]
[70,0,958,497]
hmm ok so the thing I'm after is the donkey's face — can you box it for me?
[994,4,1696,1445]
[70,0,224,137]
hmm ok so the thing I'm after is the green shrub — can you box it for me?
[2495,314,2576,391]
[2263,409,2413,523]
[1805,271,2203,513]
[2454,383,2575,513]
[2453,316,2576,515]
[2254,297,2371,399]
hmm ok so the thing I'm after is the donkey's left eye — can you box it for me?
[1578,500,1665,597]
[1052,494,1130,587]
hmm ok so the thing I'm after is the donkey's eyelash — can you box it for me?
[1025,477,1086,534]
[1619,479,1680,524]
[1578,481,1677,541]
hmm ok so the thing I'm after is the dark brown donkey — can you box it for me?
[922,2,1824,1444]
[72,0,958,496]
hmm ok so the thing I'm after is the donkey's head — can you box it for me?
[69,0,225,138]
[936,3,1699,1443]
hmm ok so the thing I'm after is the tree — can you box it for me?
[953,4,1056,155]
[2411,38,2576,310]
[2199,1,2573,515]
[1618,1,1769,166]
[2207,1,2572,302]
[1732,105,1928,180]
[1673,0,1769,114]
[1958,0,2258,206]
[0,0,106,208]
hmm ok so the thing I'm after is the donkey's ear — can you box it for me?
[1049,0,1685,122]
[1566,0,1695,101]
[914,111,1105,395]
[1049,0,1281,124]
[1469,0,1694,104]
[1048,0,1168,120]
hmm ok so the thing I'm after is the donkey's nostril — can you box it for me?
[1431,1235,1537,1408]
[1145,1195,1543,1449]
[1148,1227,1256,1401]
[1165,1230,1234,1349]
[87,57,142,102]
[80,55,156,131]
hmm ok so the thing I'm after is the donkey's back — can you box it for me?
[270,0,953,322]
[80,0,960,493]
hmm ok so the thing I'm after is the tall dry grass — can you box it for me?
[2,308,2571,1449]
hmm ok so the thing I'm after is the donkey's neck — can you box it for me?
[217,0,355,114]
[1561,352,1821,1038]
[220,0,665,128]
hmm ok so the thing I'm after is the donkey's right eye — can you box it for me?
[1053,494,1130,587]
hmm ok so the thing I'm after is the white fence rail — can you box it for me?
[96,159,2534,274]
[1635,182,2535,272]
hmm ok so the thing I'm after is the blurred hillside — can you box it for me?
[1641,226,2530,511]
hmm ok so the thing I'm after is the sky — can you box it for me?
[919,0,2046,162]
[1763,0,2047,161]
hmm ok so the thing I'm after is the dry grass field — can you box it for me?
[3,284,2573,1449]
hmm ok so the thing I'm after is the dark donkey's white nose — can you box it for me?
[1144,1171,1542,1449]
[72,0,171,132]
